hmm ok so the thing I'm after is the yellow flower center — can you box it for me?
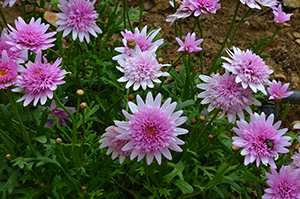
[0,68,8,77]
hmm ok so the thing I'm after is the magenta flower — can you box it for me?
[222,46,273,95]
[273,4,293,24]
[197,72,261,123]
[56,0,102,43]
[6,17,56,53]
[291,137,300,171]
[12,51,67,107]
[240,0,278,9]
[166,1,193,25]
[267,80,293,101]
[113,26,164,60]
[2,0,24,8]
[99,126,132,164]
[232,112,291,168]
[263,165,300,199]
[176,32,203,53]
[0,51,20,90]
[116,46,170,91]
[44,100,76,128]
[114,92,188,165]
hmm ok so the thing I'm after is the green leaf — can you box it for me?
[176,99,195,111]
[241,168,265,183]
[12,157,29,169]
[173,179,194,194]
[0,104,13,131]
[35,135,47,144]
[163,161,185,184]
[169,68,183,86]
[5,170,19,194]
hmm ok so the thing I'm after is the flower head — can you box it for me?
[44,100,76,127]
[262,165,300,199]
[12,51,67,106]
[222,46,273,95]
[6,17,56,53]
[240,0,278,9]
[267,80,293,102]
[99,126,132,164]
[56,0,102,43]
[116,46,170,91]
[176,32,203,53]
[186,0,221,17]
[294,123,300,129]
[2,0,24,8]
[273,4,293,24]
[197,72,261,123]
[232,112,291,168]
[166,1,194,25]
[0,50,20,89]
[114,92,188,165]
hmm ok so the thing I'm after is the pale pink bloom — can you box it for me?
[44,100,76,128]
[99,126,132,164]
[240,0,278,9]
[166,1,194,25]
[273,4,293,24]
[176,32,203,53]
[0,51,20,89]
[291,137,300,171]
[197,72,261,123]
[113,26,164,60]
[232,112,291,168]
[222,46,273,95]
[114,92,188,165]
[6,17,56,53]
[56,0,102,43]
[12,51,67,107]
[116,46,170,91]
[263,165,300,199]
[186,0,221,16]
[267,80,293,101]
[294,123,300,129]
[2,0,24,8]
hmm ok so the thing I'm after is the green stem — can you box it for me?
[144,157,151,188]
[22,1,26,19]
[274,102,279,122]
[183,55,191,99]
[0,128,22,154]
[196,18,204,74]
[0,7,8,27]
[0,19,4,29]
[81,109,86,165]
[33,0,37,16]
[139,0,145,30]
[123,0,126,30]
[258,27,280,55]
[124,0,133,31]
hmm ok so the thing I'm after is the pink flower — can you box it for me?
[186,0,221,17]
[273,4,293,24]
[99,126,132,164]
[2,0,24,8]
[166,1,194,25]
[56,0,102,43]
[44,100,76,128]
[176,32,203,53]
[12,51,67,107]
[6,17,56,53]
[222,46,273,95]
[114,92,188,165]
[294,123,300,129]
[197,72,261,123]
[240,0,278,9]
[113,26,164,60]
[116,46,170,91]
[0,50,20,89]
[232,112,291,168]
[262,165,300,199]
[267,80,293,101]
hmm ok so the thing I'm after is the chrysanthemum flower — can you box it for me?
[12,51,67,107]
[267,80,293,102]
[262,165,300,199]
[273,4,293,24]
[166,1,194,25]
[197,72,261,123]
[114,92,188,165]
[99,126,132,164]
[240,0,278,9]
[44,100,76,127]
[222,46,273,95]
[291,137,300,171]
[176,32,203,53]
[116,46,170,91]
[6,17,56,53]
[232,112,291,168]
[2,0,24,8]
[113,26,164,60]
[0,28,27,64]
[0,51,20,90]
[56,0,102,43]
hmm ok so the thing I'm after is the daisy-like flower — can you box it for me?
[291,137,300,171]
[113,26,164,60]
[12,51,67,107]
[116,46,170,91]
[166,1,194,25]
[222,46,273,95]
[232,112,291,168]
[262,165,300,199]
[2,0,24,8]
[267,80,293,102]
[0,28,27,64]
[44,100,76,127]
[114,92,188,165]
[56,0,102,43]
[6,17,56,53]
[240,0,278,9]
[273,4,293,24]
[0,50,20,89]
[176,32,203,53]
[99,126,132,164]
[197,72,261,123]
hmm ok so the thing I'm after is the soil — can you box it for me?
[1,0,300,135]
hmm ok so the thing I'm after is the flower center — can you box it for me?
[147,126,155,136]
[274,178,298,198]
[0,68,8,77]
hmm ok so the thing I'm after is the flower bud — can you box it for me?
[199,115,205,122]
[5,154,11,161]
[40,183,45,189]
[127,39,136,49]
[231,144,241,153]
[80,102,87,110]
[76,89,84,97]
[175,0,182,7]
[56,138,62,145]
[82,186,86,191]
[208,134,213,140]
[157,57,164,63]
[191,118,196,124]
[109,42,115,48]
[128,94,135,101]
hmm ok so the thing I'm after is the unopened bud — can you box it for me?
[231,144,241,153]
[127,39,136,49]
[37,8,45,14]
[80,102,87,110]
[191,118,196,124]
[109,42,115,48]
[128,94,135,101]
[76,89,84,97]
[82,186,86,191]
[40,183,45,189]
[175,0,182,7]
[56,138,62,145]
[157,57,164,63]
[5,154,11,161]
[208,134,213,140]
[199,115,205,122]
